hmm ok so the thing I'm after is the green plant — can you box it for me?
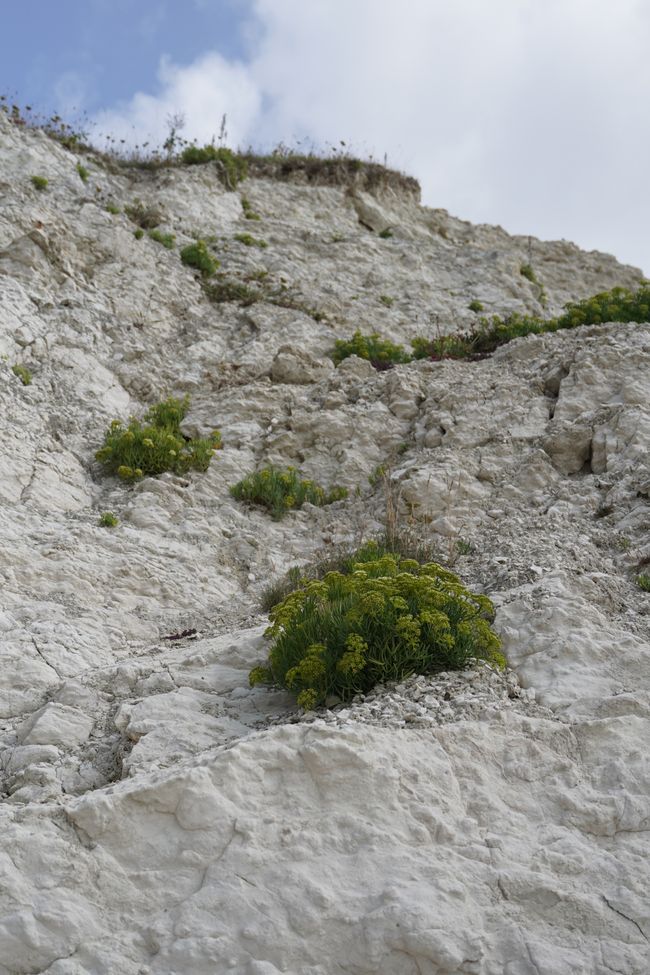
[378,228,394,239]
[410,284,650,360]
[260,535,443,612]
[456,539,475,556]
[556,285,650,328]
[204,277,260,306]
[251,551,503,709]
[133,229,144,240]
[148,229,175,249]
[241,196,261,220]
[95,395,222,482]
[379,295,395,307]
[520,263,537,283]
[230,467,348,520]
[124,200,162,229]
[368,464,387,487]
[106,203,121,214]
[180,239,219,276]
[637,573,650,592]
[235,232,267,249]
[99,511,118,528]
[76,163,90,183]
[180,144,247,188]
[332,330,411,368]
[30,175,48,191]
[12,364,32,385]
[468,299,484,313]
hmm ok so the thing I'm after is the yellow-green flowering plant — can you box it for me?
[250,552,504,708]
[95,395,222,482]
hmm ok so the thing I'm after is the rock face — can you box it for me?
[0,111,649,974]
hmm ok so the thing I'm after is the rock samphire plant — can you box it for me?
[95,395,222,482]
[230,466,348,520]
[250,550,504,709]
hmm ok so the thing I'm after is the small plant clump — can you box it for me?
[410,284,650,360]
[250,551,503,710]
[557,284,650,328]
[148,229,175,249]
[235,232,268,248]
[133,229,144,240]
[76,162,90,183]
[180,239,219,277]
[230,467,348,520]
[95,395,222,482]
[124,200,162,229]
[468,299,484,313]
[30,175,48,191]
[379,295,395,307]
[332,330,411,368]
[180,145,247,188]
[378,227,394,239]
[12,363,32,385]
[456,539,475,556]
[99,511,118,528]
[241,196,261,220]
[520,263,538,283]
[106,203,121,214]
[637,574,650,592]
[204,277,260,306]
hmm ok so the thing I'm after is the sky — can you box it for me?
[2,0,649,274]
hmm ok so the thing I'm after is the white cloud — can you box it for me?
[93,52,261,150]
[93,0,650,271]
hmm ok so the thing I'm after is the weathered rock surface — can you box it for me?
[0,110,649,973]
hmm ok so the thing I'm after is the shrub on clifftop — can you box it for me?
[95,395,221,482]
[250,552,503,709]
[180,145,247,188]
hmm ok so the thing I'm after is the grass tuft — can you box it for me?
[234,232,267,248]
[124,199,162,229]
[180,145,247,188]
[332,330,411,368]
[230,467,348,520]
[12,364,32,385]
[148,229,175,249]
